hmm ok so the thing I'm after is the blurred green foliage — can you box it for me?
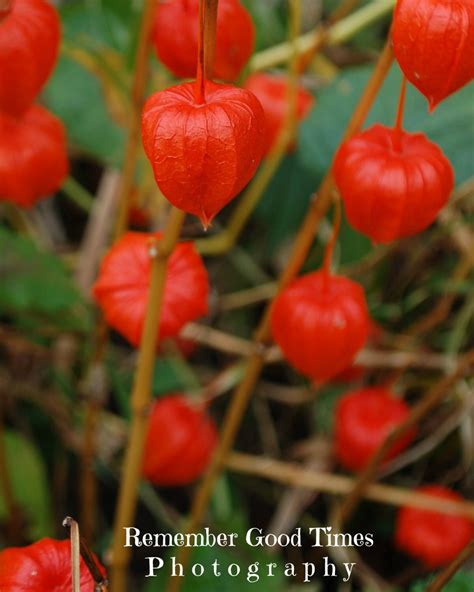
[0,431,52,539]
[0,228,89,335]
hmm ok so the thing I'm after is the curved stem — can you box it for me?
[166,38,394,592]
[63,517,81,592]
[110,208,185,592]
[64,516,109,591]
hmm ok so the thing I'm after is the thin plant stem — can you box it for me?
[335,350,474,526]
[166,38,394,592]
[393,76,407,151]
[63,517,81,592]
[194,0,219,104]
[62,177,95,212]
[63,516,109,592]
[426,540,474,592]
[110,208,185,592]
[113,0,157,241]
[225,452,474,519]
[249,0,395,72]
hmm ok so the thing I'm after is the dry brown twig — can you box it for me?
[225,452,474,518]
[63,517,81,592]
[63,516,109,592]
[182,322,458,371]
[75,168,122,297]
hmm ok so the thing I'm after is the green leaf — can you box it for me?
[152,357,199,396]
[410,570,474,592]
[313,383,348,434]
[242,0,286,51]
[0,227,89,333]
[0,430,53,539]
[44,56,125,167]
[256,153,316,254]
[60,0,138,55]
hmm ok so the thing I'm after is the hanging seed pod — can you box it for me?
[335,387,416,471]
[0,105,69,208]
[0,0,60,117]
[142,80,265,227]
[395,485,474,567]
[0,538,105,590]
[271,271,370,383]
[143,394,218,486]
[392,0,474,109]
[333,124,454,243]
[93,232,209,347]
[243,72,314,156]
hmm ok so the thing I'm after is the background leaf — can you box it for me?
[44,56,125,167]
[0,227,89,333]
[0,431,53,539]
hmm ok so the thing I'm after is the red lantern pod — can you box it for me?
[395,485,474,568]
[0,105,69,208]
[271,271,370,383]
[142,394,218,486]
[142,80,265,227]
[243,72,314,156]
[0,0,60,118]
[392,0,474,110]
[333,124,454,243]
[93,232,209,347]
[152,0,255,82]
[0,538,105,591]
[335,387,416,471]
